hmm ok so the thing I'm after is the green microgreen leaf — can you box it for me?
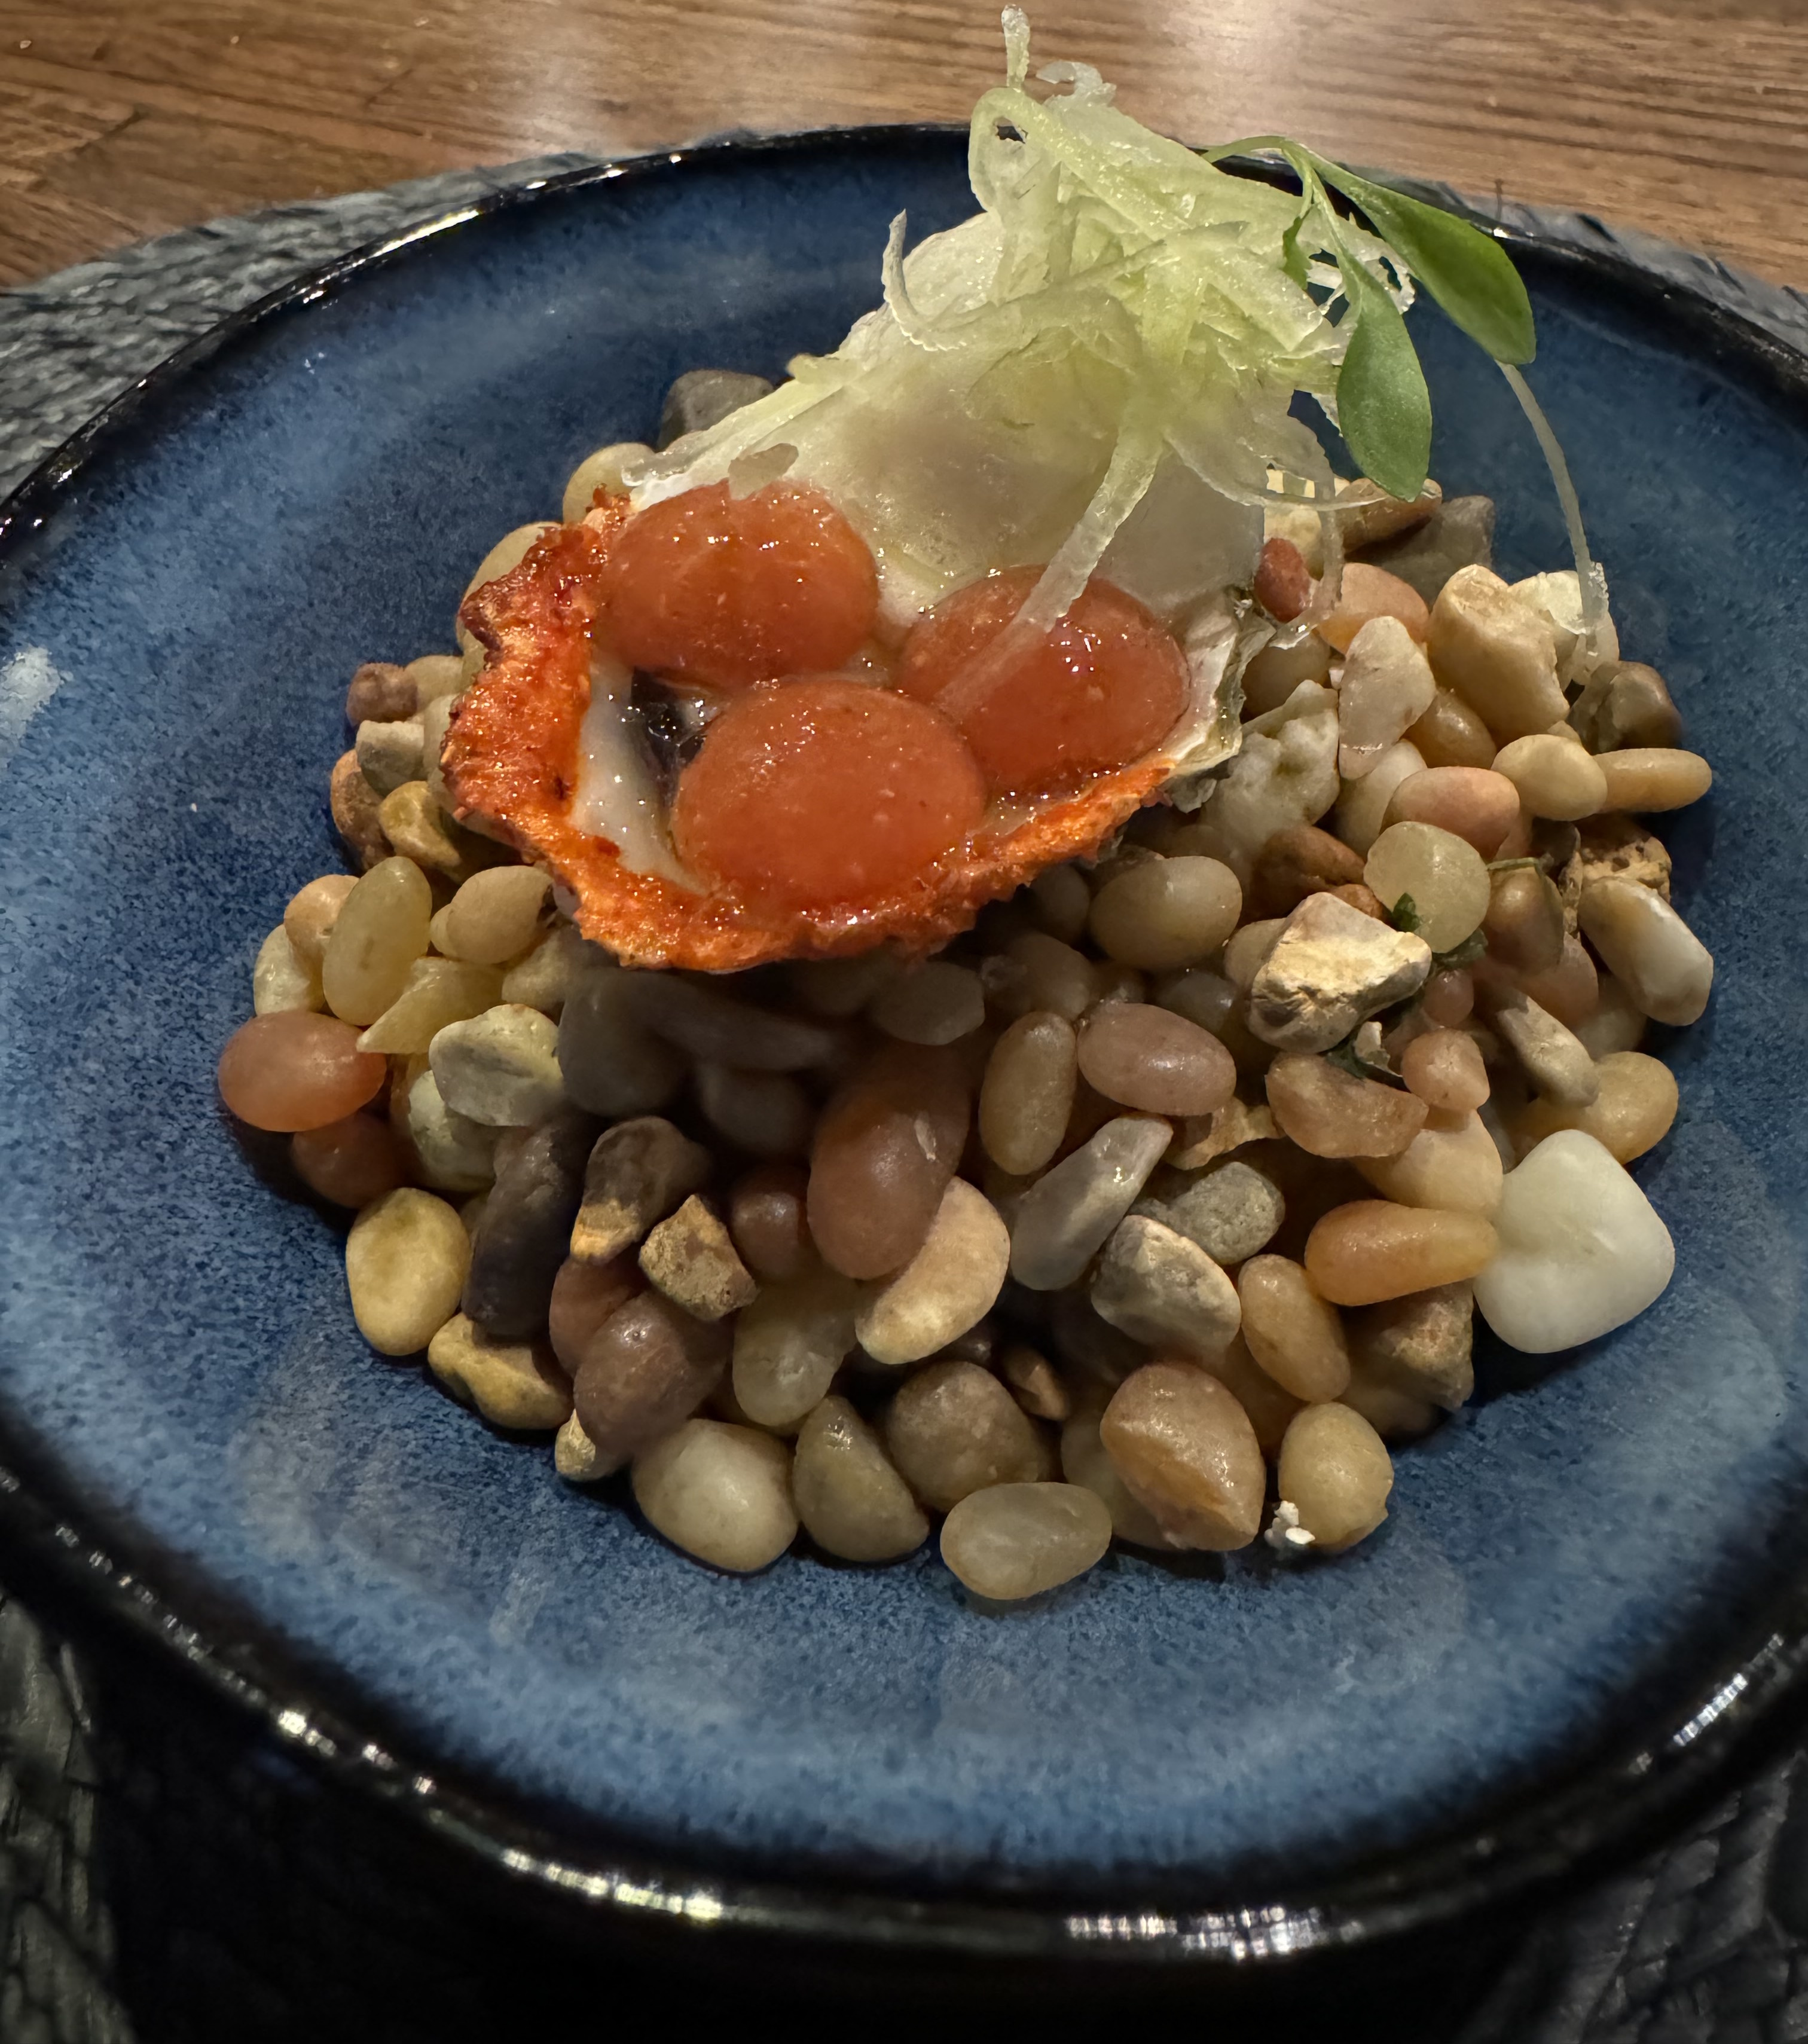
[1326,1034,1405,1088]
[1331,249,1433,502]
[1432,930,1488,970]
[1304,155,1537,366]
[1386,891,1423,935]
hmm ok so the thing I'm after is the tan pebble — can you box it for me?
[1099,1361,1265,1550]
[1238,631,1334,716]
[427,1313,571,1429]
[1303,1202,1498,1306]
[554,1411,608,1481]
[1515,933,1600,1030]
[1091,1215,1241,1361]
[1202,1335,1304,1456]
[639,1195,758,1322]
[1349,1281,1475,1410]
[574,1293,729,1469]
[732,1266,863,1429]
[1427,564,1566,741]
[1247,890,1432,1052]
[1491,734,1607,821]
[1356,1110,1504,1214]
[792,1397,928,1562]
[868,960,985,1045]
[1559,815,1672,930]
[1236,1254,1349,1401]
[1247,823,1367,919]
[562,442,650,524]
[1166,1098,1278,1172]
[1266,1053,1428,1159]
[329,749,392,871]
[355,957,503,1054]
[1088,856,1243,971]
[786,953,904,1020]
[883,1361,1053,1513]
[1363,821,1491,953]
[419,691,457,812]
[632,1421,797,1573]
[1573,973,1647,1058]
[440,864,551,964]
[1421,967,1474,1028]
[571,1117,712,1265]
[1278,1403,1393,1550]
[980,1011,1077,1177]
[1401,1029,1489,1114]
[1060,1398,1166,1545]
[1001,1345,1070,1422]
[1332,740,1427,857]
[855,1178,1009,1367]
[1339,1359,1440,1441]
[284,874,358,970]
[378,781,482,876]
[1509,1049,1678,1163]
[1223,917,1287,994]
[321,855,432,1025]
[1592,747,1712,814]
[940,1483,1112,1600]
[982,931,1097,1022]
[429,1003,565,1125]
[1318,562,1430,653]
[346,661,414,723]
[461,521,557,609]
[406,652,466,705]
[1334,476,1443,551]
[1089,961,1148,1009]
[253,925,322,1015]
[1384,766,1519,858]
[1405,689,1496,771]
[345,1188,471,1355]
[1077,1003,1235,1117]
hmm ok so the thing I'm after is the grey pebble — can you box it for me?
[1353,494,1496,603]
[1137,1159,1285,1267]
[1091,1215,1242,1361]
[463,1108,600,1337]
[656,368,775,449]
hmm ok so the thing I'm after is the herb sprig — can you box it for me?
[1208,139,1537,500]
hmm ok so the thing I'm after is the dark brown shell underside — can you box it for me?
[442,512,1167,972]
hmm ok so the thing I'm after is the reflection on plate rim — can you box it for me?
[2,128,1806,1966]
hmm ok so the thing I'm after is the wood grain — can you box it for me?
[0,0,1804,290]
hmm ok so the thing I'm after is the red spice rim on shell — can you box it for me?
[441,508,1172,972]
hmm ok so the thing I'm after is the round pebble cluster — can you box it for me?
[216,416,1712,1600]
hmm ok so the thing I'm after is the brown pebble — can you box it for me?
[329,750,391,871]
[1303,1202,1498,1306]
[1514,933,1600,1030]
[291,1112,404,1208]
[1571,660,1682,753]
[1383,766,1520,858]
[1202,1336,1303,1457]
[882,1361,1053,1513]
[1421,968,1474,1026]
[572,1293,730,1473]
[570,1117,712,1266]
[1327,883,1388,920]
[1406,688,1496,770]
[1100,1361,1265,1550]
[1483,865,1566,974]
[808,1043,969,1279]
[639,1194,758,1321]
[1000,1345,1071,1423]
[727,1163,813,1282]
[346,661,415,724]
[1248,824,1366,919]
[1256,536,1313,621]
[1349,1282,1475,1411]
[1266,1053,1428,1159]
[548,1252,644,1376]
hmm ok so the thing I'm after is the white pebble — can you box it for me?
[1491,734,1607,821]
[1472,1129,1675,1353]
[1333,740,1427,857]
[1337,615,1437,778]
[252,925,322,1014]
[1578,878,1714,1026]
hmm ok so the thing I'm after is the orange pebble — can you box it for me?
[601,481,878,689]
[1254,536,1312,621]
[1317,563,1431,653]
[291,1112,405,1207]
[670,676,985,912]
[1303,1200,1497,1306]
[218,1012,387,1132]
[896,567,1187,796]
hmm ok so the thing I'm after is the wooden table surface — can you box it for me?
[1,0,1805,293]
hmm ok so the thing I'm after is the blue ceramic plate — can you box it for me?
[1,129,1806,1963]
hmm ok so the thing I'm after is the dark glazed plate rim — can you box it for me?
[2,126,1805,1967]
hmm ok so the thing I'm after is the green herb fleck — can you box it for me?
[1386,893,1422,934]
[1433,930,1488,970]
